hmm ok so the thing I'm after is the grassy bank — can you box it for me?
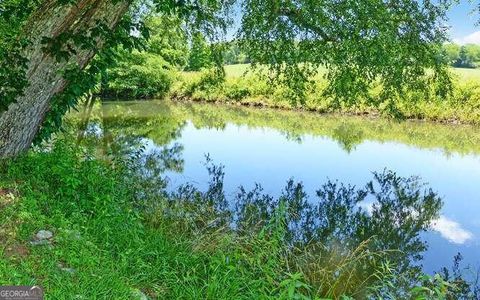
[1,135,479,298]
[171,65,480,124]
[0,142,296,299]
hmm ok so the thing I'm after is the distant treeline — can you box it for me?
[185,35,250,70]
[222,42,480,69]
[221,42,480,69]
[222,42,251,65]
[443,43,480,68]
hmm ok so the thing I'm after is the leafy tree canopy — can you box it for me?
[0,0,462,124]
[240,0,455,104]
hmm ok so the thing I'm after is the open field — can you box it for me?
[220,64,480,82]
[451,67,480,82]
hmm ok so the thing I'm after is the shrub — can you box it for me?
[224,82,251,100]
[102,52,175,99]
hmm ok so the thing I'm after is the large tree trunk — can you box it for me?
[0,0,130,158]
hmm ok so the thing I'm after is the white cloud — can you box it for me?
[453,31,480,45]
[358,201,374,215]
[452,38,463,45]
[431,216,474,244]
[358,202,473,245]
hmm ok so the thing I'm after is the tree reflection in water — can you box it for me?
[72,100,479,298]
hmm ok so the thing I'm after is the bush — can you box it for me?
[102,52,175,99]
[224,82,251,100]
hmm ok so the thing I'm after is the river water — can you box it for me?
[81,100,480,274]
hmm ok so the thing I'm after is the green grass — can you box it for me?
[223,64,252,77]
[0,142,289,299]
[220,64,480,84]
[172,65,480,124]
[184,64,480,83]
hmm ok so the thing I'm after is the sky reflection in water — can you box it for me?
[98,101,480,274]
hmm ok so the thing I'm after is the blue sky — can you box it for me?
[448,0,480,43]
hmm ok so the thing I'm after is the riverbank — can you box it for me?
[0,127,479,298]
[171,65,480,124]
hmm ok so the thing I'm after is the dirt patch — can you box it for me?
[0,187,17,209]
[4,244,30,259]
[0,188,13,197]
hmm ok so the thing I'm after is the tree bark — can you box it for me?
[0,0,130,158]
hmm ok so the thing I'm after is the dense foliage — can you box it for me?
[186,32,213,71]
[238,0,454,104]
[98,15,188,99]
[223,41,250,65]
[101,51,175,99]
[443,44,480,68]
[0,0,39,111]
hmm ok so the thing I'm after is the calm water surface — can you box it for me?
[84,100,480,274]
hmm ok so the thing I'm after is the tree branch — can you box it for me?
[279,7,337,43]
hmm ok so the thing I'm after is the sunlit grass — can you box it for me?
[224,64,252,77]
[223,64,480,82]
[452,67,480,82]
